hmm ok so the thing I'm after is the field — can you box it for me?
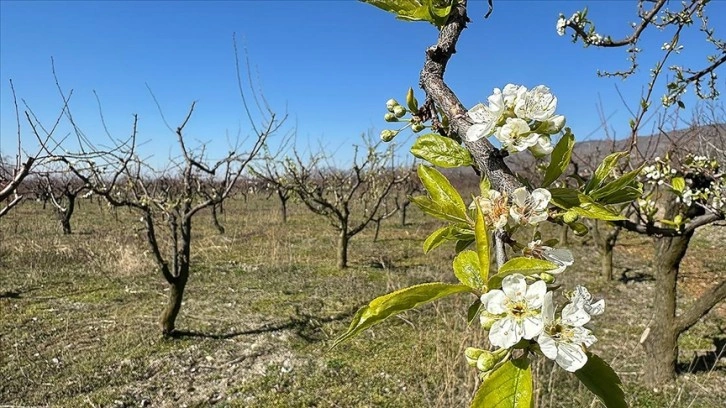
[1,195,725,407]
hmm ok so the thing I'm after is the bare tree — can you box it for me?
[35,168,87,234]
[1,80,66,218]
[283,137,408,269]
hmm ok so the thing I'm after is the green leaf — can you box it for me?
[585,151,628,193]
[455,238,474,253]
[332,282,472,347]
[575,353,628,408]
[417,165,468,221]
[362,0,454,27]
[488,257,558,289]
[453,250,484,289]
[471,357,533,408]
[411,134,473,168]
[671,176,686,193]
[423,225,455,254]
[474,201,490,282]
[589,164,644,202]
[549,188,627,221]
[479,177,491,194]
[542,128,575,187]
[410,195,468,224]
[467,299,481,325]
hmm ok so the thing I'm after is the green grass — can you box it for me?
[1,196,724,407]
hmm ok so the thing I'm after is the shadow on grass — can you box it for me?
[678,335,726,374]
[169,308,357,342]
[619,268,655,283]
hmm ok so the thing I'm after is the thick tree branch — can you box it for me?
[675,279,726,334]
[418,0,520,194]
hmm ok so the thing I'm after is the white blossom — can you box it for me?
[466,103,501,142]
[474,190,510,230]
[496,118,540,152]
[568,286,605,317]
[502,84,527,109]
[537,292,598,372]
[510,187,551,225]
[514,85,558,122]
[528,135,554,158]
[481,274,547,349]
[525,240,574,274]
[556,16,567,36]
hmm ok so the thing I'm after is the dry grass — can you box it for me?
[1,195,724,407]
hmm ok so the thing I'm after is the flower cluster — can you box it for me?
[479,274,603,372]
[466,84,565,157]
[473,187,551,230]
[641,154,725,211]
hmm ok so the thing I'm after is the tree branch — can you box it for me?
[675,279,726,334]
[418,0,520,194]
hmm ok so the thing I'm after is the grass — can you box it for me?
[1,195,724,407]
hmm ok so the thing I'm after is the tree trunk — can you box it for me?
[337,231,349,269]
[399,203,407,226]
[278,191,288,223]
[211,204,225,234]
[60,194,76,235]
[373,219,382,242]
[600,244,613,280]
[160,275,188,335]
[642,231,692,386]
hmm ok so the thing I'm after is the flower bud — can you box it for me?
[465,347,485,367]
[386,99,399,112]
[393,105,407,118]
[476,351,498,372]
[411,123,425,133]
[406,87,419,112]
[384,112,398,122]
[539,272,555,284]
[380,129,399,142]
[480,312,496,330]
[562,210,579,224]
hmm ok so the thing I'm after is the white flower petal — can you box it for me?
[502,274,527,300]
[522,315,544,339]
[541,291,555,323]
[562,302,591,327]
[484,290,508,315]
[588,299,605,316]
[530,189,552,211]
[555,342,588,372]
[466,123,495,142]
[537,332,558,359]
[489,317,521,349]
[525,280,547,309]
[511,187,529,208]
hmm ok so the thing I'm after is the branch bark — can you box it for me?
[418,0,520,194]
[675,279,726,334]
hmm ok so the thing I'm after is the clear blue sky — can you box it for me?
[1,0,724,166]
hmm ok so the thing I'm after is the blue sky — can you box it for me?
[1,0,724,166]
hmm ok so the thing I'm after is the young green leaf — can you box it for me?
[411,134,474,168]
[585,151,627,193]
[575,353,628,408]
[671,176,686,193]
[467,299,482,325]
[488,257,558,289]
[410,196,468,224]
[542,128,575,187]
[417,165,468,220]
[423,225,455,254]
[474,201,490,283]
[589,164,644,202]
[453,250,484,289]
[332,282,473,348]
[362,0,454,27]
[471,357,533,408]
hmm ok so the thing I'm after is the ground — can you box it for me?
[1,195,724,407]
